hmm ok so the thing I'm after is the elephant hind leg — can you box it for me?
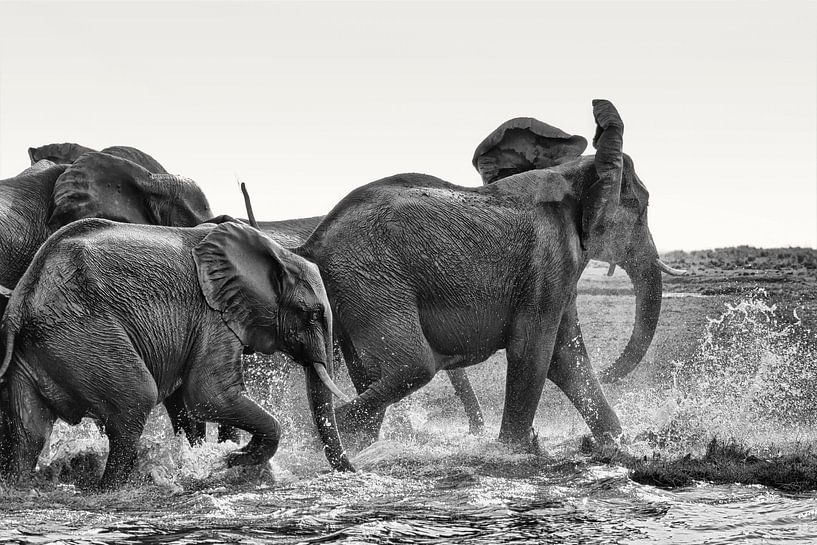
[446,368,485,434]
[97,362,158,489]
[6,366,55,477]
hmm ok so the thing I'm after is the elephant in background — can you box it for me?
[290,100,674,450]
[0,152,212,291]
[28,143,168,173]
[0,219,353,489]
[471,115,685,384]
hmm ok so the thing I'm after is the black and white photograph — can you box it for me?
[0,1,815,543]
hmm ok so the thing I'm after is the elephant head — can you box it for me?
[472,117,588,184]
[48,152,213,231]
[30,143,168,173]
[491,100,684,383]
[28,143,95,165]
[192,221,352,471]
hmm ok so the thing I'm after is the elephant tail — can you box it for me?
[0,285,12,381]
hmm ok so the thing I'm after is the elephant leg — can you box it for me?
[445,368,485,434]
[498,309,563,450]
[335,310,436,444]
[7,369,55,476]
[547,302,622,442]
[335,326,386,436]
[164,389,206,445]
[98,367,158,489]
[183,357,280,468]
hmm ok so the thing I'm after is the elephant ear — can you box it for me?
[28,143,96,165]
[49,151,213,230]
[472,117,587,185]
[100,145,168,174]
[193,222,299,354]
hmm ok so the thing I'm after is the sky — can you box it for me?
[0,1,815,251]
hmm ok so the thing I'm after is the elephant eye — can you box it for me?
[305,309,322,323]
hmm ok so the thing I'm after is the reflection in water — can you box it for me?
[1,293,816,544]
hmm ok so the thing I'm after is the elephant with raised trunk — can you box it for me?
[291,100,674,449]
[472,114,684,384]
[28,143,169,173]
[0,219,353,489]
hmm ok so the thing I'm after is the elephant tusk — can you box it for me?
[312,363,350,403]
[654,258,687,276]
[607,263,617,276]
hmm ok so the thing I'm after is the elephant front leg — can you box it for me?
[499,310,563,452]
[184,359,280,468]
[547,303,622,443]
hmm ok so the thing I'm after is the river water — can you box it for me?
[1,292,815,544]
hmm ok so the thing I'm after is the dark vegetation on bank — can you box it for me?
[586,438,817,493]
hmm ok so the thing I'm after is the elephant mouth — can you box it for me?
[312,362,350,403]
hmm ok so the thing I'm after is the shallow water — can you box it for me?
[1,291,815,544]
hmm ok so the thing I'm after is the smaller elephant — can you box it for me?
[0,218,353,489]
[28,143,169,173]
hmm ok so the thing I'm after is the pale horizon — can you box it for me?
[1,1,815,251]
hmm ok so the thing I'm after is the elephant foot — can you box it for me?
[225,436,276,467]
[498,427,542,455]
[579,432,625,462]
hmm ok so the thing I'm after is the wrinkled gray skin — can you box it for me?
[28,142,169,174]
[0,151,216,448]
[472,114,668,385]
[171,216,486,444]
[0,219,352,489]
[293,100,661,449]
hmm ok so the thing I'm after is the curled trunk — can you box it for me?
[599,261,662,383]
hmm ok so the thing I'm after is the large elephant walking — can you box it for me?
[290,100,673,449]
[471,115,684,384]
[0,219,352,489]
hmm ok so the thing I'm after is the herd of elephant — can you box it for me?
[0,100,684,489]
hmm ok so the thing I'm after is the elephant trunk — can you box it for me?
[303,321,353,472]
[599,259,663,383]
[305,363,354,472]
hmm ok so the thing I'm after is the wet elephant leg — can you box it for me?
[7,368,55,476]
[547,302,622,441]
[335,327,386,437]
[164,389,206,445]
[97,360,158,489]
[499,308,564,451]
[445,368,485,434]
[183,353,280,468]
[335,310,437,446]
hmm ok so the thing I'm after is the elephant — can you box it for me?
[28,143,169,173]
[0,218,353,489]
[0,151,220,446]
[286,100,681,450]
[0,151,210,291]
[471,116,685,384]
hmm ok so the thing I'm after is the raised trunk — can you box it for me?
[599,261,662,383]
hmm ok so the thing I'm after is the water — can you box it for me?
[1,292,815,544]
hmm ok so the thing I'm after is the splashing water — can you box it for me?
[616,289,817,455]
[1,291,817,543]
